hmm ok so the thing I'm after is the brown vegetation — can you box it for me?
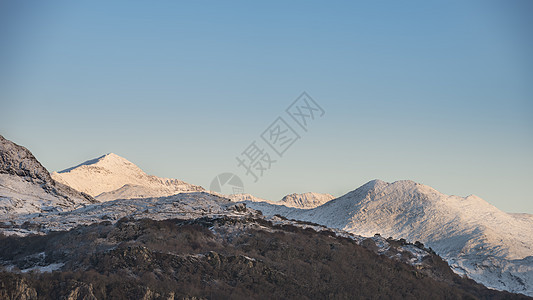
[0,217,529,299]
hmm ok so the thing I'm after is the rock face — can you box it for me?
[0,135,53,183]
[0,275,38,300]
[245,179,533,296]
[0,135,96,214]
[64,282,97,300]
[51,153,204,201]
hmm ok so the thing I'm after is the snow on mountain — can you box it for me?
[0,191,254,236]
[0,191,437,274]
[3,135,530,295]
[511,213,533,223]
[226,193,271,203]
[244,179,533,296]
[225,192,334,209]
[51,153,204,201]
[279,192,334,208]
[0,135,96,215]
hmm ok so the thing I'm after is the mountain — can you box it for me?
[279,192,334,208]
[51,153,204,201]
[226,192,334,209]
[0,195,526,299]
[0,192,239,236]
[0,135,96,215]
[0,136,531,299]
[244,179,533,296]
[226,193,270,203]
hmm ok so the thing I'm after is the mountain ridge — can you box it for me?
[0,135,97,214]
[57,153,113,173]
[244,179,533,295]
[226,192,334,209]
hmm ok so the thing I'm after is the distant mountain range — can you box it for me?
[227,192,334,209]
[1,134,532,296]
[50,152,334,209]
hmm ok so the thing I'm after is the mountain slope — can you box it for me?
[0,135,96,215]
[0,202,527,299]
[51,153,204,201]
[244,179,533,296]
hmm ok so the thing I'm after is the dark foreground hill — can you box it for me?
[0,215,529,300]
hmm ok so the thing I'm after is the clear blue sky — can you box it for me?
[1,1,532,212]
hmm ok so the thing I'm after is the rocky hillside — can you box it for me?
[1,212,528,299]
[0,135,96,215]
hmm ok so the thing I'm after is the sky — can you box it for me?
[1,1,532,213]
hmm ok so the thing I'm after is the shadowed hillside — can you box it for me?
[1,216,529,299]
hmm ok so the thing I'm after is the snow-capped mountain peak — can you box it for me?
[280,192,334,208]
[58,153,142,174]
[51,153,204,201]
[244,179,533,295]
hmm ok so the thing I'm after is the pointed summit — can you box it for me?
[58,153,137,173]
[52,154,204,200]
[97,153,132,164]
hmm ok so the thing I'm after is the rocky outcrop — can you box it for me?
[0,134,97,214]
[0,274,38,300]
[64,282,97,300]
[0,134,52,183]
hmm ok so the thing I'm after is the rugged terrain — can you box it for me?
[245,179,533,296]
[1,135,532,298]
[1,208,528,299]
[0,135,96,215]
